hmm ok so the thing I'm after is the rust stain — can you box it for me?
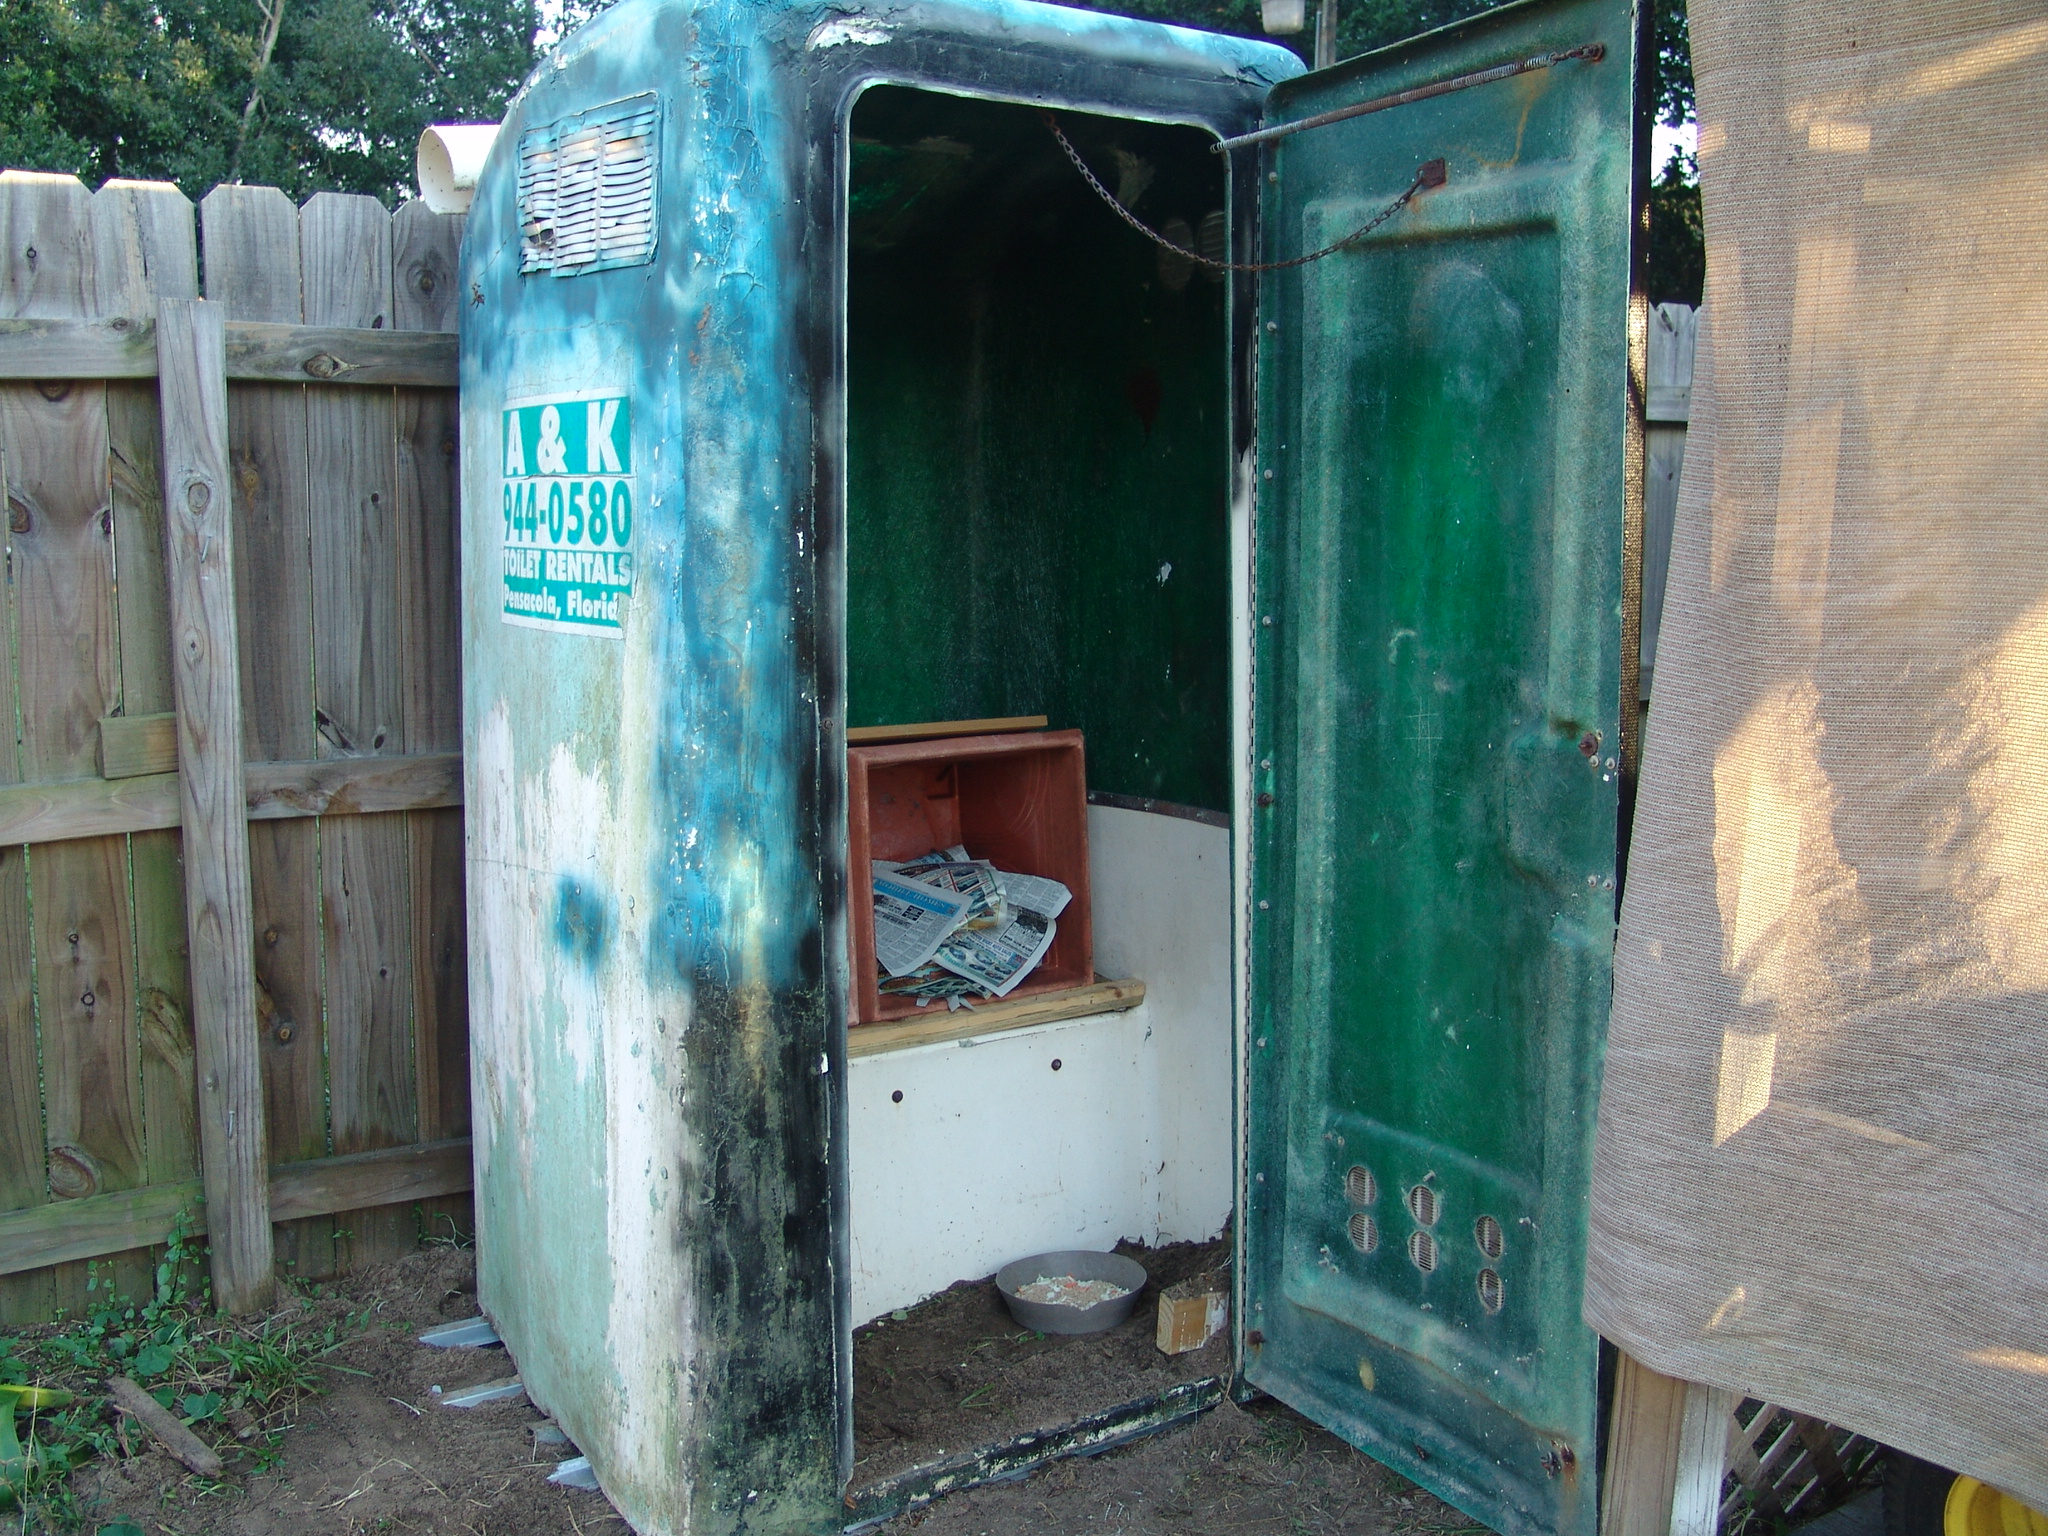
[1470,68,1552,172]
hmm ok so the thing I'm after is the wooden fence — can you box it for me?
[1642,301,1698,701]
[0,169,470,1319]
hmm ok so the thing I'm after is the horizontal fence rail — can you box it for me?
[0,1138,473,1276]
[0,318,457,387]
[0,752,463,845]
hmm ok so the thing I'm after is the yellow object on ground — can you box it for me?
[1948,1477,2048,1536]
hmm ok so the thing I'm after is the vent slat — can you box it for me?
[515,94,659,276]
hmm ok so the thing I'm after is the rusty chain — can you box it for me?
[1043,112,1445,274]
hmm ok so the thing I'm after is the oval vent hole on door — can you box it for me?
[1406,1184,1439,1227]
[1475,1214,1505,1260]
[1478,1268,1504,1313]
[1345,1165,1376,1206]
[1348,1212,1379,1254]
[1408,1230,1438,1273]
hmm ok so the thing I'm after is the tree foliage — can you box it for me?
[1647,151,1702,304]
[1650,0,1692,127]
[0,0,536,202]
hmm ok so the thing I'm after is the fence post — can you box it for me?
[156,297,273,1312]
[1601,1349,1736,1536]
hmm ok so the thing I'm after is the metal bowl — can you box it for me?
[994,1250,1149,1336]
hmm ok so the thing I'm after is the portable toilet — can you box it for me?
[456,0,1641,1529]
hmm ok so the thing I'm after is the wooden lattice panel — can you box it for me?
[1721,1400,1882,1533]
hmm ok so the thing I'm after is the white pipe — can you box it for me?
[1261,0,1305,34]
[417,123,501,215]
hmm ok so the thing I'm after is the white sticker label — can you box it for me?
[502,391,634,635]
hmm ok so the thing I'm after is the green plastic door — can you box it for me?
[1242,3,1640,1534]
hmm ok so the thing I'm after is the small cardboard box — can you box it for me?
[1155,1271,1229,1356]
[847,729,1092,1025]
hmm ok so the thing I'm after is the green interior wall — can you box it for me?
[845,88,1231,812]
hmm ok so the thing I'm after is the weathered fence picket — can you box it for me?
[1642,301,1697,698]
[390,201,470,1180]
[310,190,421,1266]
[0,168,468,1318]
[157,294,272,1312]
[203,182,331,1281]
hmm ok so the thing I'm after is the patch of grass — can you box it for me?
[1,1213,366,1532]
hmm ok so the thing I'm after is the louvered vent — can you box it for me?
[519,94,660,276]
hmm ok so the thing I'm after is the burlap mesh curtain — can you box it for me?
[1586,0,2048,1503]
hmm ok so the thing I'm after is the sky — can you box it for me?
[1652,118,1699,169]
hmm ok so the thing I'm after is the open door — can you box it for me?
[1241,2,1641,1535]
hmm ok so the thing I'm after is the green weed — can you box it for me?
[1,1212,363,1532]
[415,1205,475,1250]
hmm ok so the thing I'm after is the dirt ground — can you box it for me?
[65,1245,608,1536]
[852,1236,1232,1484]
[56,1244,1474,1536]
[871,1395,1484,1536]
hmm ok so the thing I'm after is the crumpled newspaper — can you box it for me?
[873,845,1072,1006]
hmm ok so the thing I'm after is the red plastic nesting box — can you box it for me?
[847,729,1093,1025]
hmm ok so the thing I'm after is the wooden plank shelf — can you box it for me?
[0,751,464,845]
[0,1137,474,1276]
[846,977,1145,1058]
[0,317,457,388]
[846,715,1049,745]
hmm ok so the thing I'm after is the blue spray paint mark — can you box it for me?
[554,876,614,971]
